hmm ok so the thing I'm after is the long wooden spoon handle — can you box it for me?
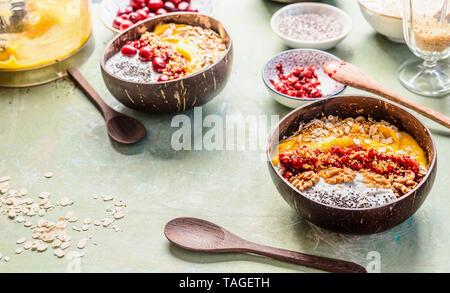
[67,67,115,118]
[243,242,366,273]
[323,61,450,129]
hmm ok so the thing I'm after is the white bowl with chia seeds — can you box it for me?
[271,3,352,50]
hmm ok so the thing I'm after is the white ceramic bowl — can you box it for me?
[101,0,218,34]
[270,3,352,50]
[262,49,346,108]
[358,0,404,43]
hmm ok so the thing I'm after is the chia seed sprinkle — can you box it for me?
[301,174,397,209]
[277,13,344,41]
[105,53,159,83]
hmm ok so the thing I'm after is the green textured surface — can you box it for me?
[0,0,449,273]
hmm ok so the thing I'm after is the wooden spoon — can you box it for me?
[164,217,367,273]
[67,68,146,144]
[323,60,450,129]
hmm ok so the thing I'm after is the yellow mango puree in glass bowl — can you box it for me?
[0,0,91,70]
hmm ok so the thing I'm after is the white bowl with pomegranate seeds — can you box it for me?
[101,0,218,34]
[271,3,352,50]
[262,49,346,108]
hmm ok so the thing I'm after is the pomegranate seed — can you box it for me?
[117,8,128,16]
[155,8,168,15]
[163,2,176,12]
[152,57,166,72]
[119,20,134,30]
[120,14,130,20]
[129,12,140,23]
[147,0,164,12]
[136,9,148,20]
[177,1,190,11]
[139,46,154,62]
[112,17,124,29]
[167,0,181,6]
[130,0,146,10]
[121,44,138,57]
[187,7,198,12]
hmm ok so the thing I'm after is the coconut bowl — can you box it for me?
[267,95,437,234]
[100,12,233,114]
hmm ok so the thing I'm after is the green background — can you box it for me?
[0,0,449,272]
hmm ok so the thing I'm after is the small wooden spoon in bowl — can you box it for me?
[323,61,450,129]
[164,217,367,273]
[67,68,146,144]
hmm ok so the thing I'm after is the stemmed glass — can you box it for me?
[399,0,450,96]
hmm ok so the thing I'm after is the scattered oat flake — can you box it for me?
[82,224,89,231]
[0,176,10,183]
[52,239,62,248]
[24,242,32,250]
[38,192,51,199]
[4,256,10,262]
[77,238,88,249]
[113,211,125,220]
[60,242,71,250]
[103,196,113,201]
[15,248,23,254]
[54,248,65,258]
[16,237,26,244]
[60,197,73,207]
[37,243,48,252]
[44,172,53,178]
[72,226,81,232]
[102,218,113,227]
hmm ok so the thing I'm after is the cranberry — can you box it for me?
[152,57,166,72]
[177,1,190,11]
[113,17,124,29]
[163,1,176,12]
[147,0,164,12]
[129,12,141,23]
[157,74,170,82]
[155,8,168,15]
[142,6,150,13]
[119,20,134,30]
[120,14,130,20]
[121,44,138,56]
[139,46,154,62]
[130,0,146,10]
[147,12,156,18]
